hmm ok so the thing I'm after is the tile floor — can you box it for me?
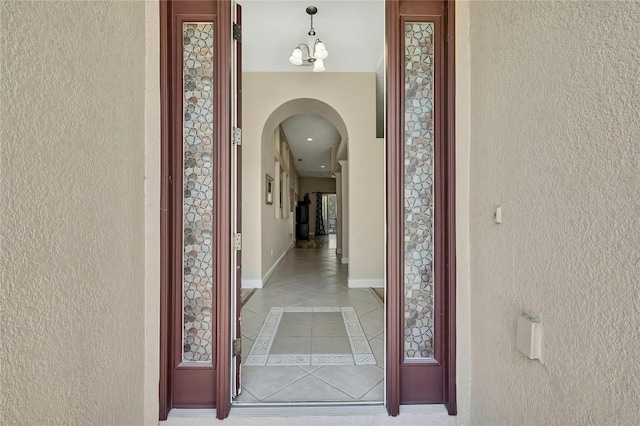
[237,242,384,404]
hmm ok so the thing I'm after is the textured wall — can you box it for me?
[469,1,640,424]
[1,1,147,424]
[455,1,472,423]
[144,0,161,423]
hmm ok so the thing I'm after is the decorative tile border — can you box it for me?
[244,307,376,367]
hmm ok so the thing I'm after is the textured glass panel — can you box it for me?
[404,22,435,359]
[182,23,214,362]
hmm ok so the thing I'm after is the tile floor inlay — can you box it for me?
[245,307,375,367]
[238,246,384,403]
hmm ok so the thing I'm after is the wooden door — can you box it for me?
[159,0,233,419]
[385,0,456,416]
[231,1,243,400]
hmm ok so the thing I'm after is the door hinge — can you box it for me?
[233,127,242,146]
[233,338,242,357]
[233,233,242,250]
[233,23,241,42]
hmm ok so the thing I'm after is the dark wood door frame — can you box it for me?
[159,0,232,420]
[160,0,456,420]
[214,0,233,419]
[386,0,456,416]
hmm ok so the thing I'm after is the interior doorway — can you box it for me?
[235,97,385,403]
[322,193,338,235]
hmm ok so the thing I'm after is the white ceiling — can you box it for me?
[280,114,341,177]
[240,1,385,73]
[239,1,385,178]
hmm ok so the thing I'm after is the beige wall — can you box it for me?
[242,72,381,288]
[455,1,472,424]
[144,0,161,423]
[12,2,638,423]
[1,1,148,424]
[348,139,384,287]
[468,1,640,424]
[299,177,337,235]
[300,177,337,196]
[259,127,299,286]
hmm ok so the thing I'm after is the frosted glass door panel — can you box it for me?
[182,22,214,362]
[404,22,435,359]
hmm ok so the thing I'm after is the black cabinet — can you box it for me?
[295,198,310,240]
[296,223,309,241]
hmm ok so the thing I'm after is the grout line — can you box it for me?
[258,368,312,401]
[359,378,385,400]
[369,287,385,306]
[309,370,359,400]
[241,288,257,306]
[237,386,260,403]
[308,368,368,400]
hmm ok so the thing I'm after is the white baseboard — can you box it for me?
[242,245,292,289]
[341,257,349,264]
[336,248,342,254]
[262,245,291,287]
[348,278,384,288]
[241,279,263,289]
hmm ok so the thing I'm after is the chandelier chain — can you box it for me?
[308,14,315,36]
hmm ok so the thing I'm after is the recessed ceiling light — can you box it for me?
[321,165,325,168]
[306,138,313,141]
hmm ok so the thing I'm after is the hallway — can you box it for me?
[237,243,384,403]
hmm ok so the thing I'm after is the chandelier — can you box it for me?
[288,6,329,72]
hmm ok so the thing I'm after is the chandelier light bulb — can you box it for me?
[312,59,325,72]
[314,41,328,60]
[289,48,303,65]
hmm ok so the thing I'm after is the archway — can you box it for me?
[234,97,385,405]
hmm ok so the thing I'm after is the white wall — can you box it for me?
[242,73,381,288]
[1,1,148,424]
[469,1,640,424]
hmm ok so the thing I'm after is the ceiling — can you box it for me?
[240,1,384,73]
[239,1,385,178]
[280,114,341,177]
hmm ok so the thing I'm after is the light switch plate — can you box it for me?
[517,314,542,360]
[495,206,503,224]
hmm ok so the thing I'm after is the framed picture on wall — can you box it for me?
[279,175,283,212]
[290,188,294,212]
[265,174,273,205]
